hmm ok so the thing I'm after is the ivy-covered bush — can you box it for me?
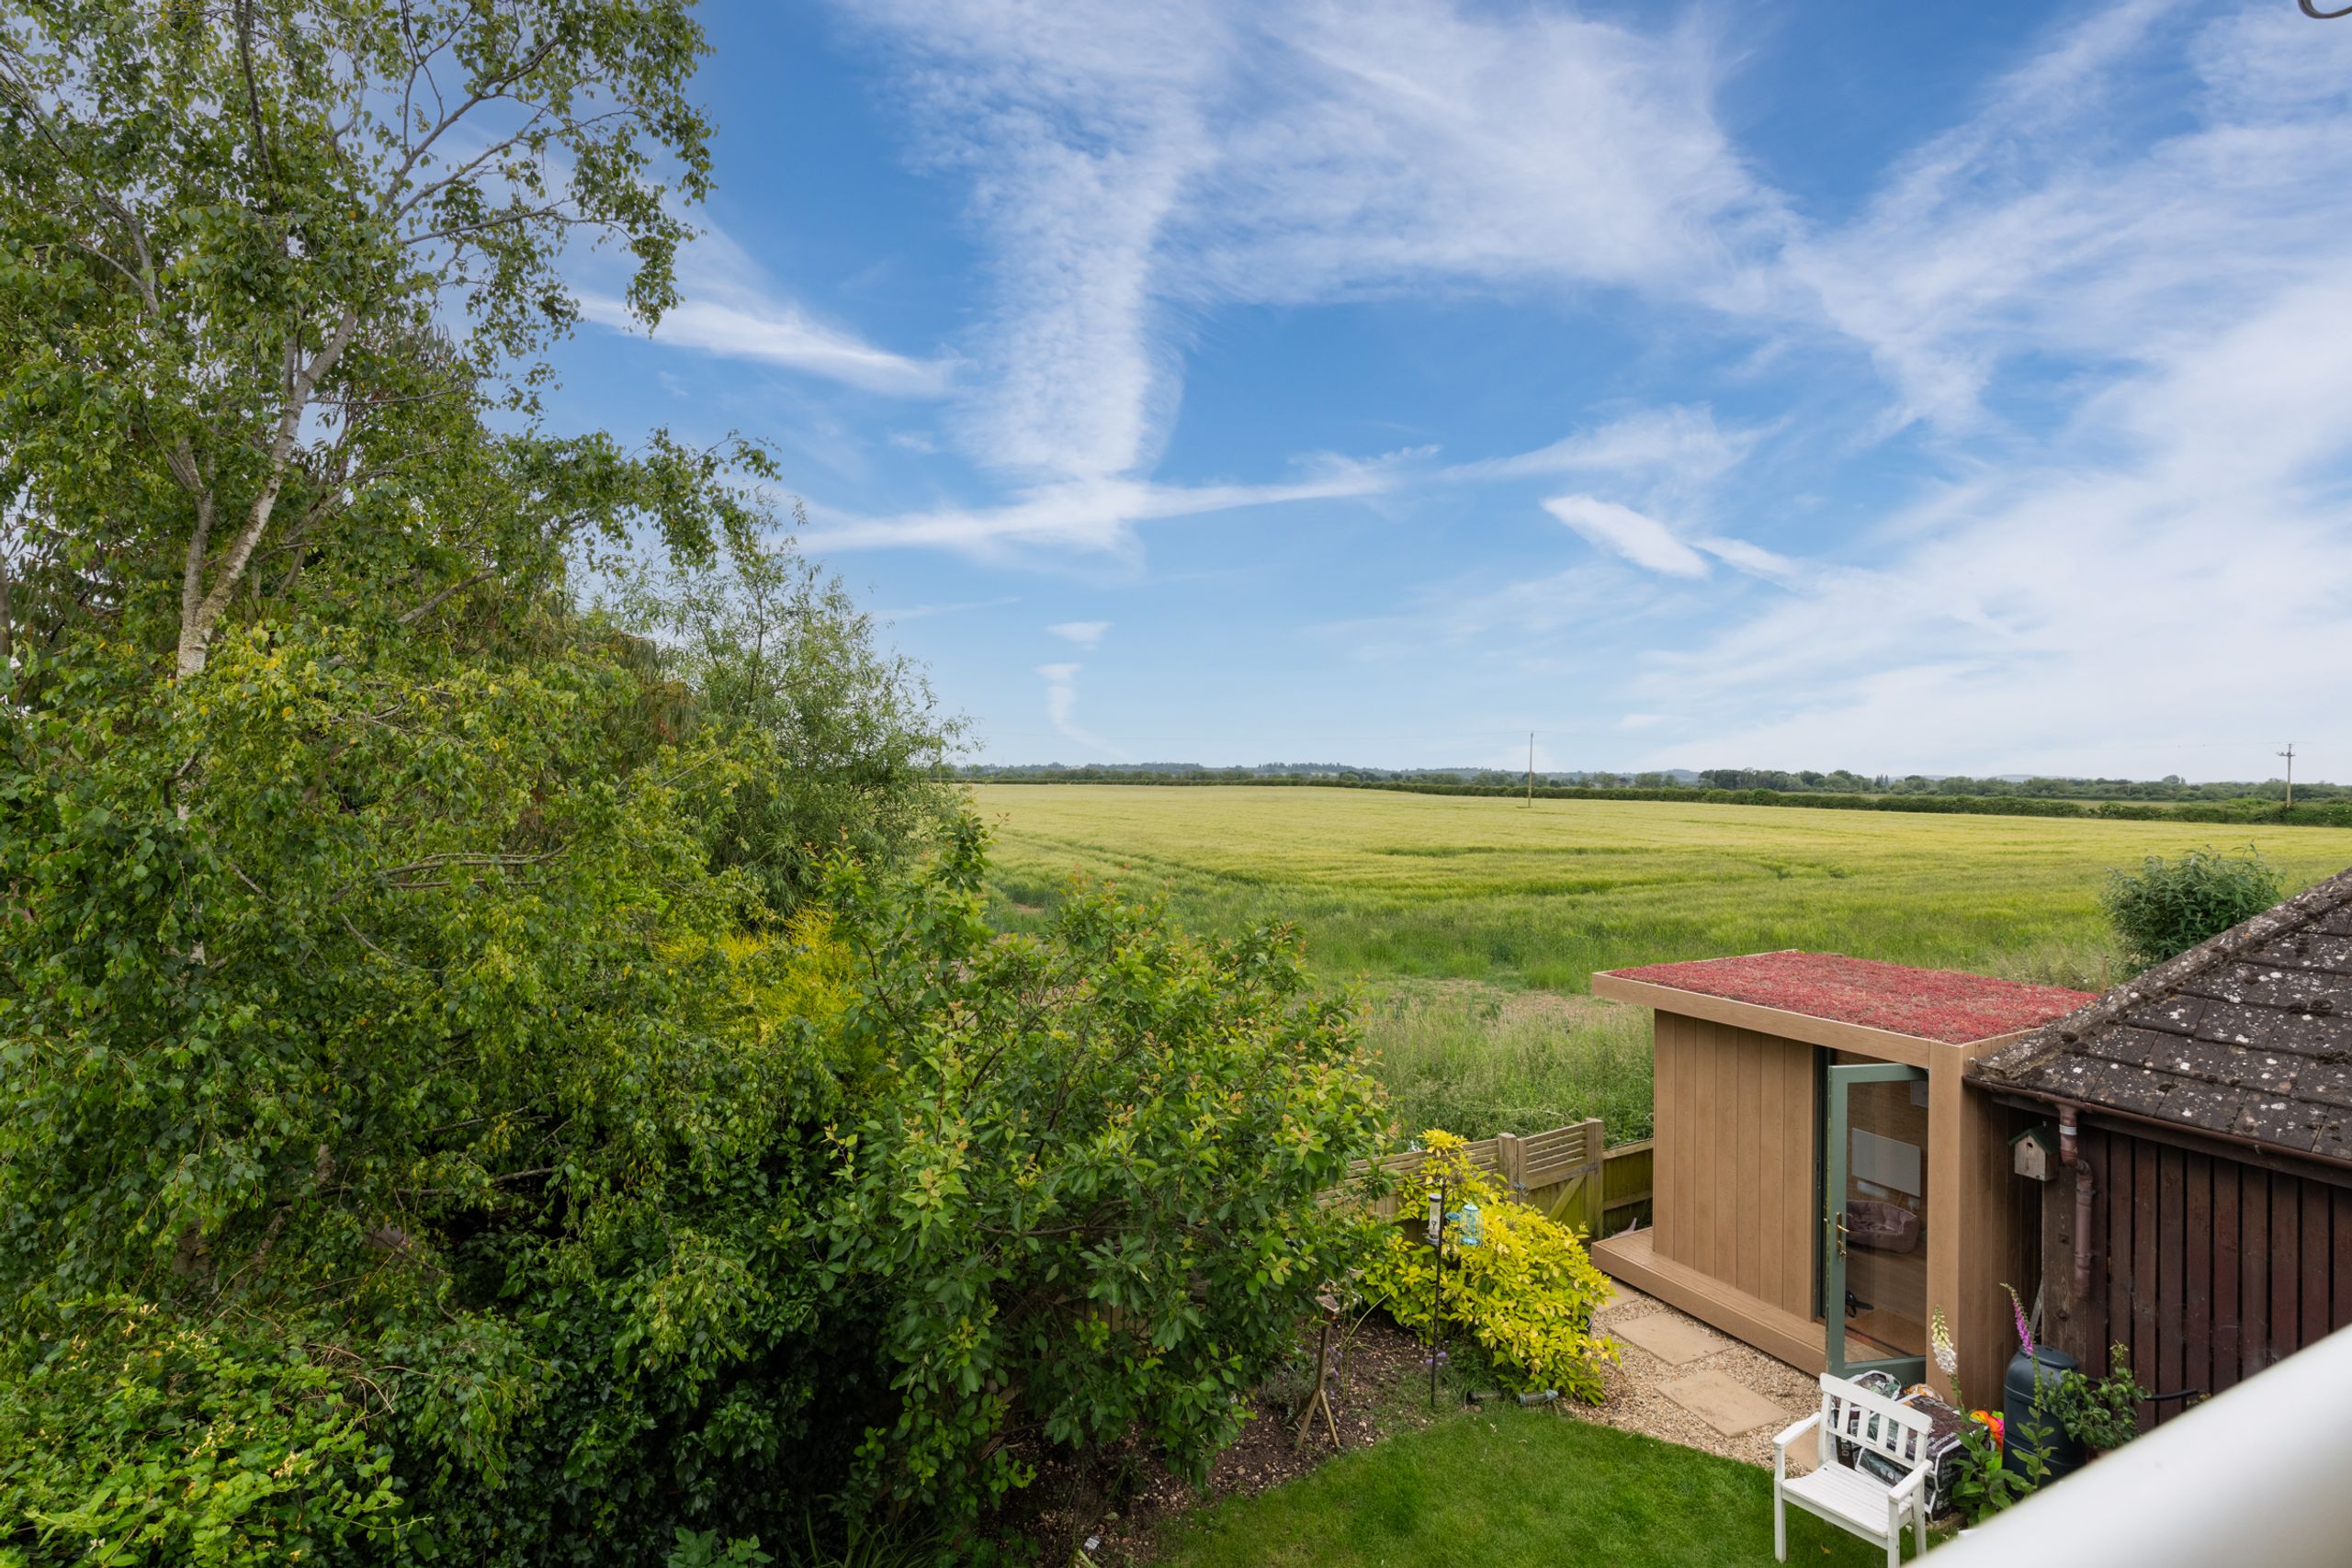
[2101,846,2283,970]
[1358,1132,1617,1402]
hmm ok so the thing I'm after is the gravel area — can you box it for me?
[1571,1280,1824,1471]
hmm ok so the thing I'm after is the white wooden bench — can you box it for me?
[1773,1373,1933,1567]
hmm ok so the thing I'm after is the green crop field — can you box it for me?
[969,785,2352,1141]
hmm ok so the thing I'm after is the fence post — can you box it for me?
[1496,1131,1525,1205]
[1577,1118,1605,1235]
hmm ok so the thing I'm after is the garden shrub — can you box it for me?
[0,1298,401,1566]
[2043,1344,2150,1453]
[0,630,1385,1562]
[1358,1132,1617,1402]
[817,826,1392,1529]
[2101,846,2284,970]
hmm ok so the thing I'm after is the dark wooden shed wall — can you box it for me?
[2042,1116,2352,1428]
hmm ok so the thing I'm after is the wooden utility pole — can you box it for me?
[1526,733,1534,807]
[2279,742,2296,808]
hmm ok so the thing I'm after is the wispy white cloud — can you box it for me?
[1632,275,2352,774]
[871,594,1020,622]
[1456,406,1764,491]
[1542,495,1711,579]
[805,2,2352,774]
[1591,3,2352,772]
[576,293,951,395]
[841,0,1771,484]
[1036,660,1124,757]
[1693,536,1804,586]
[1781,1,2352,434]
[1047,620,1110,649]
[799,454,1408,556]
[576,223,950,396]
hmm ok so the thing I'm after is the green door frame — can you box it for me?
[1824,1061,1929,1383]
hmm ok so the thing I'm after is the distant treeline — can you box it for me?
[1683,768,2343,805]
[956,764,2352,829]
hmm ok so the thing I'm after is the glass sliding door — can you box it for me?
[1824,1060,1930,1382]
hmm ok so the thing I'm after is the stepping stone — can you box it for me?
[1660,1371,1789,1437]
[1611,1314,1722,1366]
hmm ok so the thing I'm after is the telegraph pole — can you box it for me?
[1526,732,1534,807]
[2279,742,2296,808]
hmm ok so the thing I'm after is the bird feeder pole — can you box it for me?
[1427,1177,1447,1411]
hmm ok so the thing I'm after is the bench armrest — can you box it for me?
[1888,1464,1930,1500]
[1771,1411,1822,1454]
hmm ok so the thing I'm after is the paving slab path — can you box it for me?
[1574,1280,1826,1473]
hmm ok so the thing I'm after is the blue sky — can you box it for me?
[550,1,2352,778]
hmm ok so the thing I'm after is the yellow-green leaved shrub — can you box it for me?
[1360,1130,1618,1402]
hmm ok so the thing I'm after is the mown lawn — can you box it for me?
[1145,1410,1923,1567]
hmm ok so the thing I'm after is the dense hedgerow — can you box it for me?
[0,633,1390,1564]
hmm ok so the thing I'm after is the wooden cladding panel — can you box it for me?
[1653,1010,1817,1321]
[2046,1120,2352,1432]
[2181,1153,2212,1405]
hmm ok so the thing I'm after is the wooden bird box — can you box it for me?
[2010,1124,2059,1182]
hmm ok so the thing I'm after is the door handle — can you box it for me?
[1833,1213,1851,1259]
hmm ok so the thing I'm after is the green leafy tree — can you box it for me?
[0,612,818,1560]
[0,0,742,676]
[817,827,1391,1538]
[2101,846,2284,970]
[613,535,966,912]
[1,5,1396,1563]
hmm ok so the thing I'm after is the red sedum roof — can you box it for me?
[1601,950,2094,1044]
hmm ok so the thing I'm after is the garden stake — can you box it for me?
[1294,1292,1342,1451]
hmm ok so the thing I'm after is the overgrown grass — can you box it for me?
[974,786,2352,1146]
[1363,984,1655,1142]
[972,785,2352,990]
[1144,1407,1924,1566]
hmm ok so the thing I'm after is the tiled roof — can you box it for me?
[1974,865,2352,1168]
[1600,951,2094,1044]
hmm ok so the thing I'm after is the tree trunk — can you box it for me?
[174,310,360,681]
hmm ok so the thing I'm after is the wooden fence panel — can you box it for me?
[1340,1118,1636,1240]
[1601,1140,1655,1235]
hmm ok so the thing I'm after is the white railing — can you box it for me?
[1930,1321,2352,1565]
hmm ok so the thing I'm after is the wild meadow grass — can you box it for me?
[973,785,2352,1143]
[974,785,2352,987]
[1359,984,1657,1142]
